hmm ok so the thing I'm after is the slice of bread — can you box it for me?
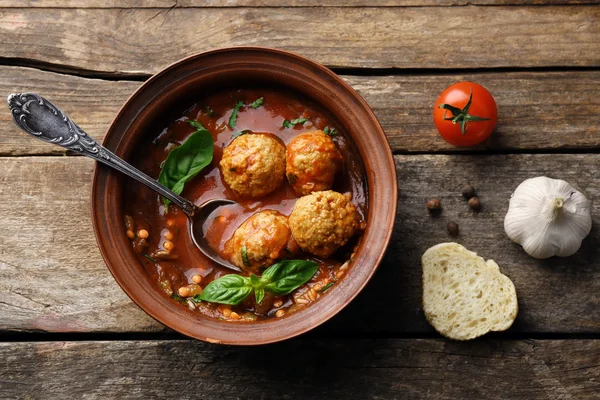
[422,243,518,340]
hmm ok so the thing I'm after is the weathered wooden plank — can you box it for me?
[333,153,600,334]
[0,7,598,73]
[2,0,598,7]
[0,67,142,156]
[353,71,600,153]
[1,339,599,399]
[2,66,600,155]
[0,154,599,334]
[0,157,162,333]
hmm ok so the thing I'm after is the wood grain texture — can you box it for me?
[0,154,599,334]
[335,153,600,335]
[1,339,599,399]
[352,71,600,153]
[2,66,599,155]
[0,7,598,73]
[0,67,142,156]
[0,157,162,333]
[3,0,599,7]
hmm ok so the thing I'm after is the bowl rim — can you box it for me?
[91,46,397,345]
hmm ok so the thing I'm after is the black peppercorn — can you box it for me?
[468,196,481,211]
[461,184,476,199]
[447,221,459,236]
[426,199,441,212]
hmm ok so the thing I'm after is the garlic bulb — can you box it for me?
[504,176,592,259]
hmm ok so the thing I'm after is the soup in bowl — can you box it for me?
[92,47,396,344]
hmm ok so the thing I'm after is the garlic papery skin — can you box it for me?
[504,176,592,259]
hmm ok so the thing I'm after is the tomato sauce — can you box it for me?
[125,88,368,321]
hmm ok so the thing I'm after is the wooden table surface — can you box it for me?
[1,1,599,399]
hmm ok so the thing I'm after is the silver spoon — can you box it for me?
[7,92,240,272]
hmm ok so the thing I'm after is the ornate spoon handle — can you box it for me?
[7,93,197,216]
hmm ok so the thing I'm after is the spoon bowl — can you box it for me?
[191,198,239,271]
[7,92,240,272]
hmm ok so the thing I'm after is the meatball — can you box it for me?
[225,210,296,271]
[286,130,342,196]
[289,190,360,258]
[221,133,286,198]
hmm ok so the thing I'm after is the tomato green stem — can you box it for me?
[439,89,490,135]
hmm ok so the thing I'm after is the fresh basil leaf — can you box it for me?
[254,287,265,304]
[250,274,261,287]
[323,126,337,137]
[283,118,309,128]
[241,246,250,266]
[228,101,244,128]
[250,97,264,109]
[191,294,203,303]
[249,274,264,304]
[198,274,253,305]
[231,129,251,140]
[158,120,214,208]
[260,260,318,296]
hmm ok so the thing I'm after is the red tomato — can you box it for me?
[433,82,498,147]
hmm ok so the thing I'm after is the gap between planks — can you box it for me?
[3,331,600,343]
[2,57,600,83]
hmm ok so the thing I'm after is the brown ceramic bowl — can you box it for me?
[92,47,397,345]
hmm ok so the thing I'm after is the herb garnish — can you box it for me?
[241,246,250,266]
[191,294,203,303]
[157,120,214,209]
[287,173,299,185]
[231,129,252,140]
[323,126,337,136]
[171,293,186,304]
[283,118,309,128]
[198,260,318,305]
[250,97,264,109]
[250,274,264,303]
[228,101,244,128]
[318,282,335,293]
[198,274,254,305]
[144,253,158,263]
[204,105,214,117]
